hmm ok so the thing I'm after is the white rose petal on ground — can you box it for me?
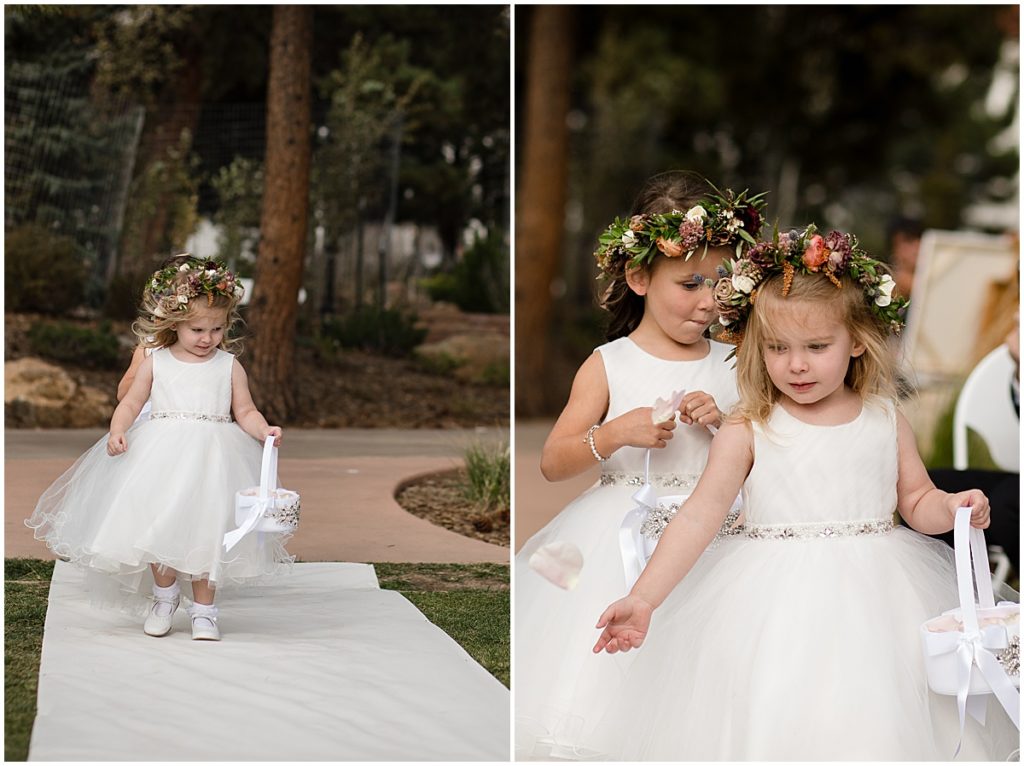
[528,542,584,590]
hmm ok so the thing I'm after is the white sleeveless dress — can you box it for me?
[27,348,293,612]
[515,336,739,759]
[590,399,1018,761]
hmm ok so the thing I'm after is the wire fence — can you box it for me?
[5,62,144,283]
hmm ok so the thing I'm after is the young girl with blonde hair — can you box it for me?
[29,257,291,641]
[592,226,1018,760]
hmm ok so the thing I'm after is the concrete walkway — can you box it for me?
[7,428,509,564]
[514,421,598,552]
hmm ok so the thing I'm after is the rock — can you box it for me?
[5,357,113,428]
[415,333,510,385]
[65,384,115,428]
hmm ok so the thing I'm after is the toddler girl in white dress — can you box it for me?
[28,258,292,641]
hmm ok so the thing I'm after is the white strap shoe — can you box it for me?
[189,604,221,641]
[143,591,180,637]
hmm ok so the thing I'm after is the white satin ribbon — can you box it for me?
[925,624,1017,755]
[620,449,656,591]
[933,507,1021,755]
[222,497,269,552]
[223,436,277,552]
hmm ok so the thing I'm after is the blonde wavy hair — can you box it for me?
[132,269,244,355]
[731,271,899,425]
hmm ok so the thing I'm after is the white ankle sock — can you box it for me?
[189,603,218,622]
[151,582,180,617]
[153,581,180,598]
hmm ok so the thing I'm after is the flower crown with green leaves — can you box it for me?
[148,255,243,316]
[594,184,769,276]
[712,224,909,340]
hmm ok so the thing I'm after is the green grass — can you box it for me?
[5,559,54,762]
[374,562,510,688]
[3,559,508,762]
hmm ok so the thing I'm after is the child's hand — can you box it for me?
[679,390,722,429]
[948,489,990,529]
[605,407,676,451]
[107,433,128,456]
[593,594,654,654]
[263,426,283,447]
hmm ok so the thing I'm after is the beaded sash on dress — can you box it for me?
[150,410,232,424]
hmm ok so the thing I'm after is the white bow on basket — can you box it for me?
[223,436,301,551]
[919,506,1020,756]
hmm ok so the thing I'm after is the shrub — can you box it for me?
[461,441,510,513]
[5,223,88,315]
[320,307,426,357]
[421,233,509,314]
[27,320,124,370]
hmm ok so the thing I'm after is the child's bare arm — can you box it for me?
[116,346,148,402]
[594,420,753,653]
[230,360,282,445]
[541,352,677,481]
[895,410,990,533]
[107,357,153,455]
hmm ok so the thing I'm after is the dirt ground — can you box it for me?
[395,469,510,549]
[5,313,509,429]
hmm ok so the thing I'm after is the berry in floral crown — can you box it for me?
[148,255,243,316]
[594,184,769,277]
[712,224,909,341]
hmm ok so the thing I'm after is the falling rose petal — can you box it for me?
[651,389,686,424]
[529,542,584,590]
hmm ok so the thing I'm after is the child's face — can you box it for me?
[761,301,866,410]
[628,249,727,346]
[175,305,228,360]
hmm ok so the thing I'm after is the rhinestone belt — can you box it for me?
[745,518,894,540]
[600,472,700,490]
[150,410,232,424]
[640,503,743,542]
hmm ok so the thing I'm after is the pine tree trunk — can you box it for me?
[515,7,573,416]
[247,5,312,423]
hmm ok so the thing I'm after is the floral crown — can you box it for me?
[594,184,769,276]
[148,255,243,316]
[713,224,909,340]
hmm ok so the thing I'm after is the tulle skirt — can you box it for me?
[588,526,1019,761]
[27,418,293,614]
[516,483,665,759]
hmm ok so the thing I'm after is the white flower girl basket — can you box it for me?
[223,436,300,551]
[919,506,1019,754]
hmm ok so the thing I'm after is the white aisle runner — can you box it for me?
[29,561,509,761]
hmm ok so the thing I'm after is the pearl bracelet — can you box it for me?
[585,423,608,462]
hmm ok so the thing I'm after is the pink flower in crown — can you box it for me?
[802,234,828,271]
[823,230,852,273]
[677,219,703,251]
[746,241,776,268]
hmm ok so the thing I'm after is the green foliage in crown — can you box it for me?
[594,184,769,276]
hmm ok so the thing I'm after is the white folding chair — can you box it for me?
[951,344,1019,588]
